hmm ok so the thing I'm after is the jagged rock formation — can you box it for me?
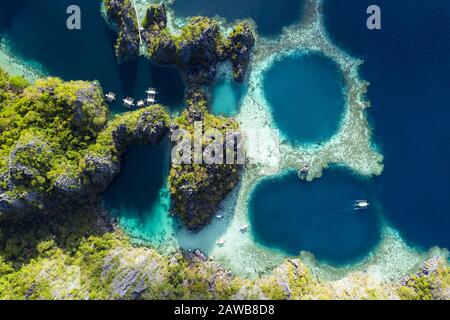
[0,70,169,217]
[168,90,241,230]
[103,0,140,63]
[140,3,255,86]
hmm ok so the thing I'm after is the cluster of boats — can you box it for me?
[104,87,158,109]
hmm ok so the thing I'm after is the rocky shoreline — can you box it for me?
[102,1,256,230]
[0,70,169,219]
[105,2,255,87]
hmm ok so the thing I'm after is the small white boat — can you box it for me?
[217,239,226,246]
[123,97,135,108]
[146,87,157,105]
[216,215,223,219]
[146,87,157,95]
[240,224,249,232]
[105,92,116,102]
[136,100,145,108]
[354,200,370,209]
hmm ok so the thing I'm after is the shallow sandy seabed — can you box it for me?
[0,39,46,82]
[1,0,447,282]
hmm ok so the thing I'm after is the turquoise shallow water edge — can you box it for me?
[0,0,449,270]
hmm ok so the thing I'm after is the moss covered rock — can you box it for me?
[0,70,169,217]
[141,3,255,87]
[168,90,241,230]
[104,0,140,63]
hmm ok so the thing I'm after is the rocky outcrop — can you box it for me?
[175,17,223,86]
[168,91,241,230]
[141,4,177,65]
[0,73,169,218]
[228,22,256,82]
[104,0,140,63]
[141,3,255,87]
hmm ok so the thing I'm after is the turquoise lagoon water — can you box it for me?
[263,53,345,144]
[211,77,244,116]
[103,139,175,245]
[171,0,305,37]
[249,169,380,264]
[0,0,185,113]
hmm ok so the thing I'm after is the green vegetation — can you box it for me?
[0,69,169,215]
[103,0,140,62]
[398,265,450,300]
[140,3,254,84]
[0,72,107,195]
[0,202,449,300]
[168,99,241,229]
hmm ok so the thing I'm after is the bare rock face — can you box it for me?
[135,110,167,144]
[83,154,120,191]
[8,139,53,185]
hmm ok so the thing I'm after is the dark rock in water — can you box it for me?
[142,4,177,65]
[228,22,256,82]
[104,0,140,63]
[176,17,222,86]
[140,4,255,88]
[169,92,241,230]
[194,249,208,261]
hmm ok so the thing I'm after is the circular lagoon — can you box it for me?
[249,169,381,265]
[171,0,305,37]
[263,53,346,145]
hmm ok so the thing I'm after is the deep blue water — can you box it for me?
[249,169,380,264]
[323,0,450,249]
[171,0,305,37]
[104,139,170,221]
[0,0,185,113]
[263,53,345,144]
